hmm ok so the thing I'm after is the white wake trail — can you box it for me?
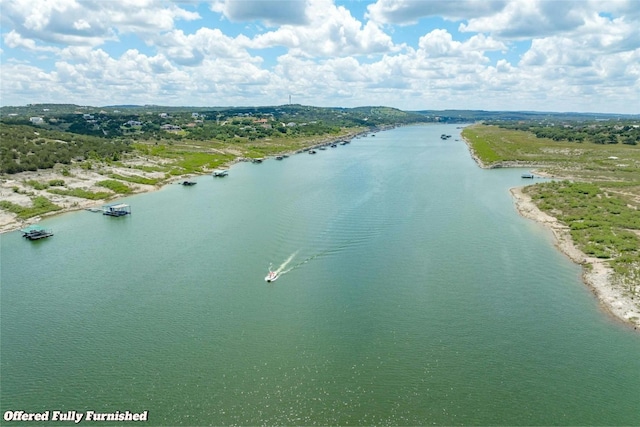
[274,251,298,275]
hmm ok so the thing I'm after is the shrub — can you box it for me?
[96,180,132,194]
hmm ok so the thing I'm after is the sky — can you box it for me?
[0,0,639,113]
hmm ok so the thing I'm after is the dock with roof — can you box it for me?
[21,225,54,240]
[102,203,131,217]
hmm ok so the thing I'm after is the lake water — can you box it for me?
[2,124,639,426]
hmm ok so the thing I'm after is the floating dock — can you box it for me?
[102,203,131,216]
[21,225,53,240]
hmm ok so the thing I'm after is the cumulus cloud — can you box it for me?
[0,0,638,113]
[518,9,640,68]
[249,0,396,57]
[459,0,590,38]
[0,42,276,107]
[1,0,200,47]
[210,0,310,25]
[366,0,508,24]
[3,30,60,53]
[519,33,640,92]
[148,28,255,66]
[417,30,505,59]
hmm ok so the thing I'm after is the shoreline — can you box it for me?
[0,130,368,235]
[510,186,639,329]
[462,134,640,330]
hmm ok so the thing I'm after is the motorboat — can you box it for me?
[265,270,278,282]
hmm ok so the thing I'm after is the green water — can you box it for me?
[1,125,639,426]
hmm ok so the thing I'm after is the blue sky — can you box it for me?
[1,0,638,113]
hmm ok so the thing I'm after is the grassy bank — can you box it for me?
[463,124,640,295]
[132,129,362,175]
[0,196,62,220]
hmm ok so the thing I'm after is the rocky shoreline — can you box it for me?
[462,135,640,330]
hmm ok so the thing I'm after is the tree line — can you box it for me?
[492,120,640,145]
[0,124,131,174]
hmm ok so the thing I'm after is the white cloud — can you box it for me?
[249,0,396,57]
[0,0,637,113]
[366,0,508,24]
[519,34,640,89]
[0,42,277,106]
[1,0,200,47]
[459,0,590,38]
[265,28,511,107]
[148,28,255,66]
[3,30,59,53]
[417,30,505,59]
[210,0,310,25]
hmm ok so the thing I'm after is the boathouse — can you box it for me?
[102,203,131,216]
[21,225,54,240]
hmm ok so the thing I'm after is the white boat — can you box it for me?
[265,270,278,282]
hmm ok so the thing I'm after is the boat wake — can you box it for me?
[269,246,339,278]
[275,251,298,275]
[266,251,298,281]
[267,241,357,281]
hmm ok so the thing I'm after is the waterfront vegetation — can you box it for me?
[96,180,132,194]
[529,181,639,276]
[0,196,62,220]
[463,124,640,291]
[108,173,162,186]
[47,188,111,200]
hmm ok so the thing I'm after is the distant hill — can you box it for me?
[2,103,638,123]
[411,109,640,122]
